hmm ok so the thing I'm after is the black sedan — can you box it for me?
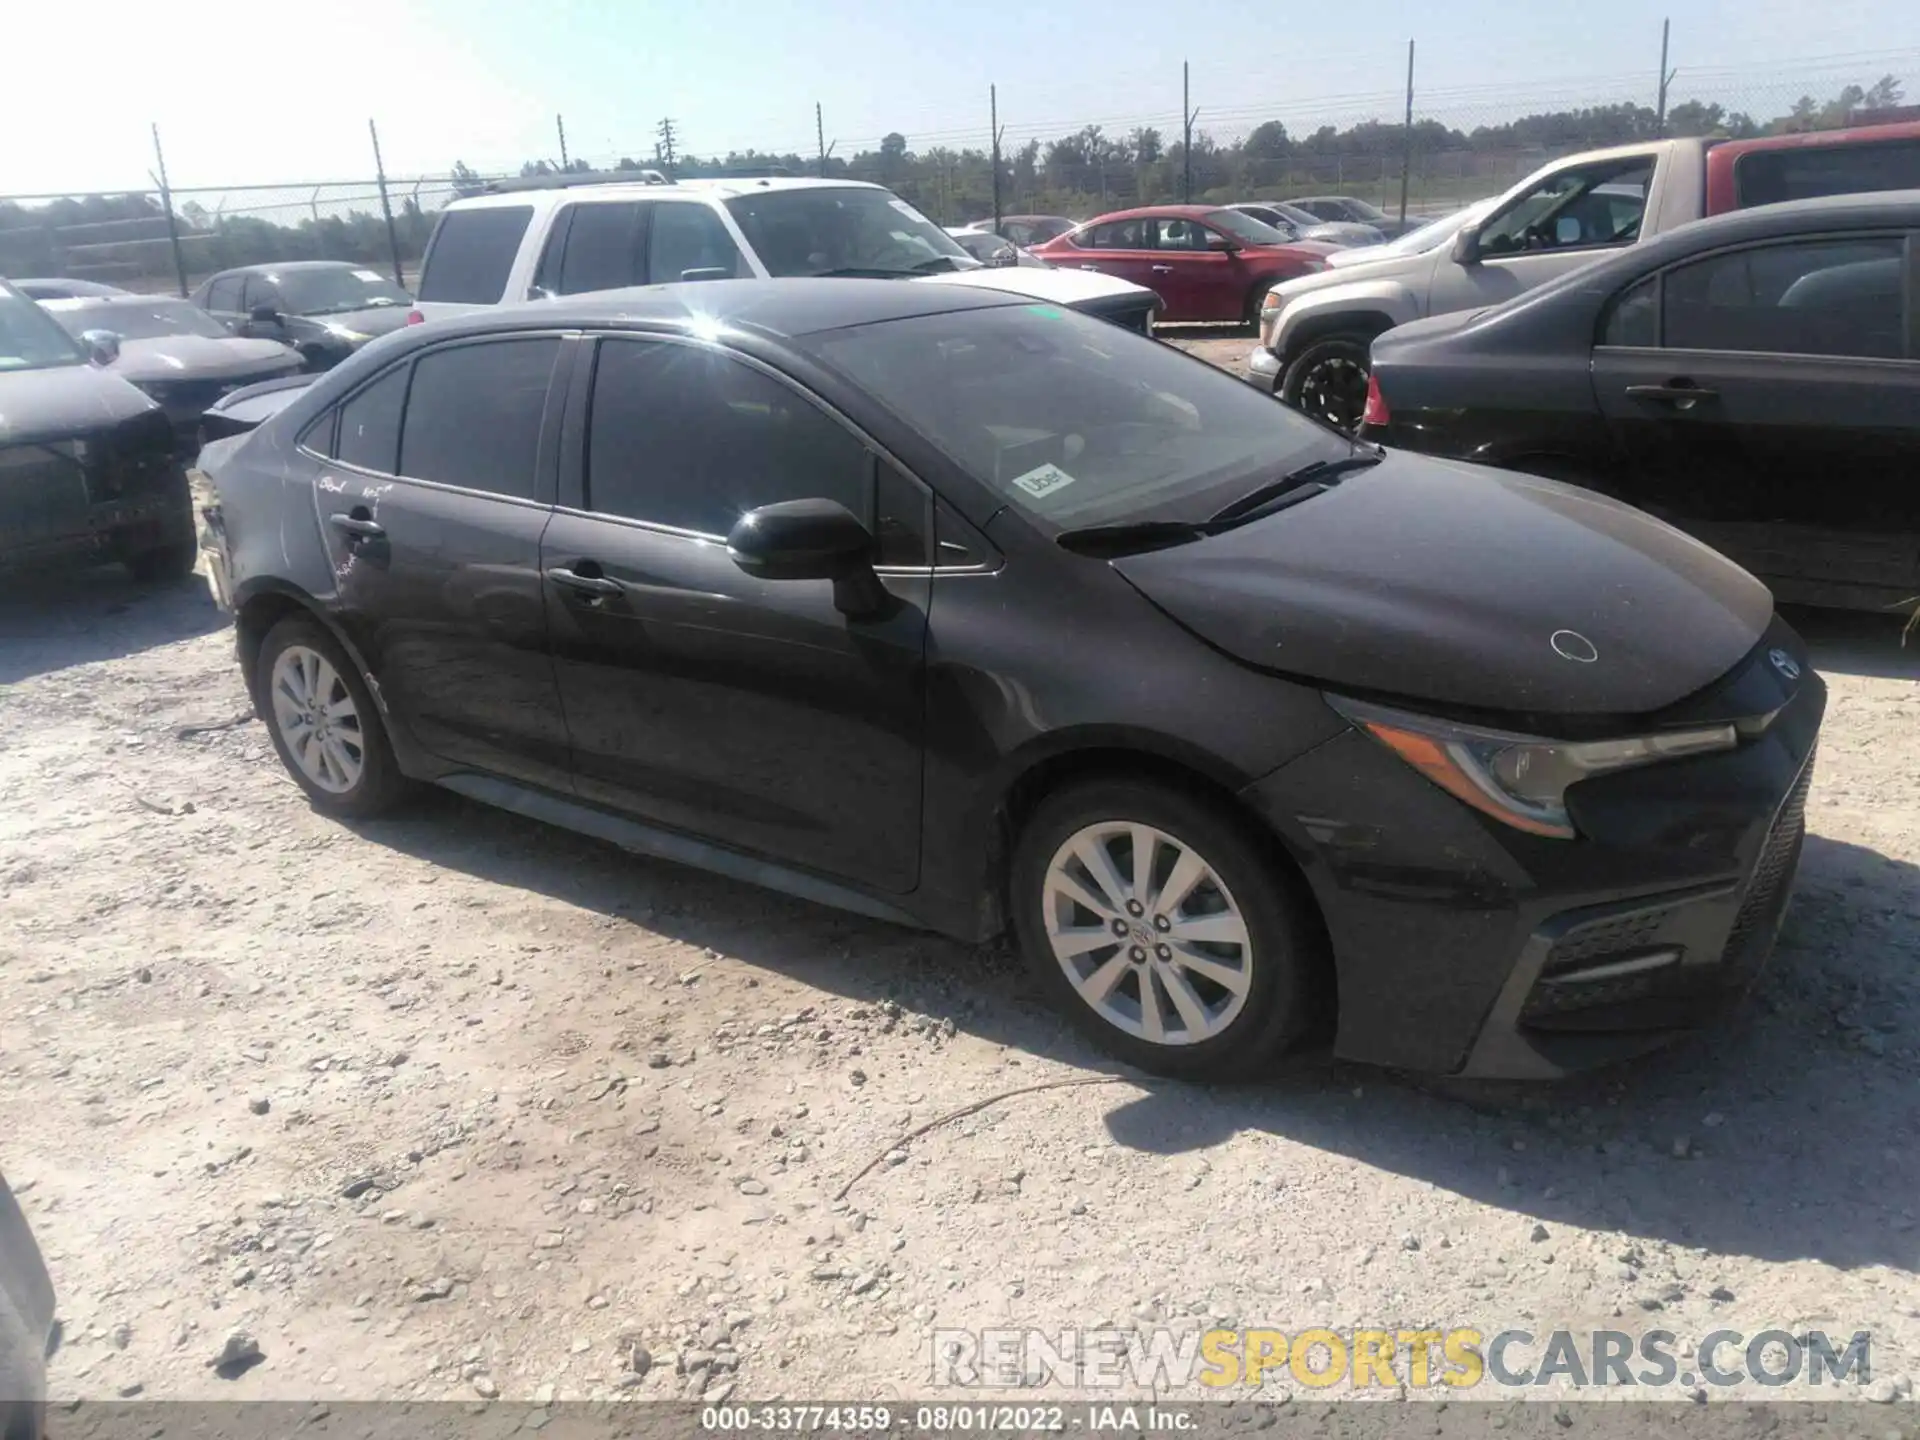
[194,280,1823,1081]
[190,261,414,371]
[1361,189,1920,614]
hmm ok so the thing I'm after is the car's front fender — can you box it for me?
[1270,277,1423,360]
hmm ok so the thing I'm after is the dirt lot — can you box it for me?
[3,378,1918,1408]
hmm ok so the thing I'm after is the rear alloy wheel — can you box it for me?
[1281,333,1374,434]
[1011,779,1320,1079]
[256,616,409,818]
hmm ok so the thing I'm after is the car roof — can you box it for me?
[1710,116,1920,159]
[398,276,1029,345]
[210,260,378,278]
[39,293,188,310]
[1077,204,1226,224]
[440,177,893,215]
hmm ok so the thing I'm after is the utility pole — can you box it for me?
[655,117,678,180]
[1655,19,1676,136]
[1397,40,1416,226]
[150,122,189,298]
[556,114,570,169]
[990,85,1004,231]
[368,119,406,288]
[816,103,827,177]
[1181,61,1198,204]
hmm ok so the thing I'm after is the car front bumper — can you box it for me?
[1246,345,1281,391]
[1240,626,1826,1079]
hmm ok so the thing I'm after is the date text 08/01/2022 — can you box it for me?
[700,1405,1196,1432]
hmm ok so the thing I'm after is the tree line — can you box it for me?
[1,75,1904,288]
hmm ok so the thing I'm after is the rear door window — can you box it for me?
[333,365,409,473]
[1660,237,1908,359]
[558,202,645,294]
[417,206,534,304]
[1086,219,1147,249]
[398,338,560,498]
[646,202,746,283]
[1734,139,1920,207]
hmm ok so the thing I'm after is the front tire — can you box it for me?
[1280,332,1375,434]
[254,616,410,819]
[1010,779,1322,1080]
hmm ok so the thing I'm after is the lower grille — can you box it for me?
[1719,748,1814,984]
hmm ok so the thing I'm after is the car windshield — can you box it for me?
[1342,198,1390,223]
[0,286,85,371]
[46,299,231,342]
[1206,209,1290,245]
[724,187,980,277]
[805,303,1344,530]
[273,267,412,315]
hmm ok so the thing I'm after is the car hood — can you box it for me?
[1110,453,1774,721]
[112,335,301,381]
[0,363,160,445]
[291,304,413,339]
[917,266,1156,306]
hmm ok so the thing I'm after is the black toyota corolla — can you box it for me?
[194,279,1823,1081]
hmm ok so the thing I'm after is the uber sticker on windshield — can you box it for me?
[351,269,383,282]
[1011,463,1077,499]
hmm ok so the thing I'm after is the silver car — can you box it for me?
[1224,201,1383,248]
[40,295,305,448]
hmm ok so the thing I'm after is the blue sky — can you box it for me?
[9,0,1917,195]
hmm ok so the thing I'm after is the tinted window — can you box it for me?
[1153,218,1215,250]
[1600,276,1658,347]
[1086,219,1146,249]
[874,462,930,567]
[1662,238,1906,359]
[333,365,409,473]
[398,339,559,497]
[647,202,746,283]
[1734,140,1920,208]
[417,206,533,304]
[240,276,283,312]
[586,339,867,536]
[1479,158,1653,257]
[206,276,243,312]
[1207,209,1290,245]
[806,304,1339,530]
[559,202,644,294]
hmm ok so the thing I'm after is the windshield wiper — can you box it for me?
[809,266,917,279]
[910,255,972,273]
[1055,521,1209,558]
[1206,451,1384,528]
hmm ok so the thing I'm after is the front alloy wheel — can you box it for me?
[1042,822,1252,1045]
[1011,779,1322,1079]
[1281,333,1374,435]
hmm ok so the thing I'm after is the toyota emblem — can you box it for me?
[1769,648,1802,681]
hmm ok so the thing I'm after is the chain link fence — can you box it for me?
[3,43,1913,290]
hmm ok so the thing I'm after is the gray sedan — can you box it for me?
[1224,201,1384,248]
[41,295,305,448]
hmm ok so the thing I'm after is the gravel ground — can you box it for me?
[3,375,1917,1410]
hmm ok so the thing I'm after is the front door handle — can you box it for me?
[1079,264,1101,271]
[1625,381,1719,410]
[546,565,625,598]
[328,512,385,541]
[1151,264,1174,274]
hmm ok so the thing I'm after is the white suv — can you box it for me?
[410,173,1160,334]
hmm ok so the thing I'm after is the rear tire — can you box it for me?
[1280,331,1375,434]
[1010,778,1322,1080]
[254,615,411,819]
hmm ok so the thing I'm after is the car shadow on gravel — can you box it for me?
[1785,605,1920,681]
[1103,829,1920,1272]
[349,782,1916,1273]
[0,568,225,685]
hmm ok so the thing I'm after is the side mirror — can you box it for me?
[727,498,890,618]
[1450,223,1482,266]
[249,305,280,325]
[1207,235,1238,252]
[80,329,121,366]
[1555,216,1583,246]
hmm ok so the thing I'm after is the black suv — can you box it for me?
[0,280,197,582]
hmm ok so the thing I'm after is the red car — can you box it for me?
[1032,205,1337,325]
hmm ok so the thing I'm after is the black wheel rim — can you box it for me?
[1299,356,1369,434]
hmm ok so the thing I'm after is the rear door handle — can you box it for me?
[546,565,624,598]
[1625,382,1719,408]
[328,513,385,540]
[1150,264,1174,274]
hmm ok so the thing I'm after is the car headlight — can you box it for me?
[1329,695,1737,839]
